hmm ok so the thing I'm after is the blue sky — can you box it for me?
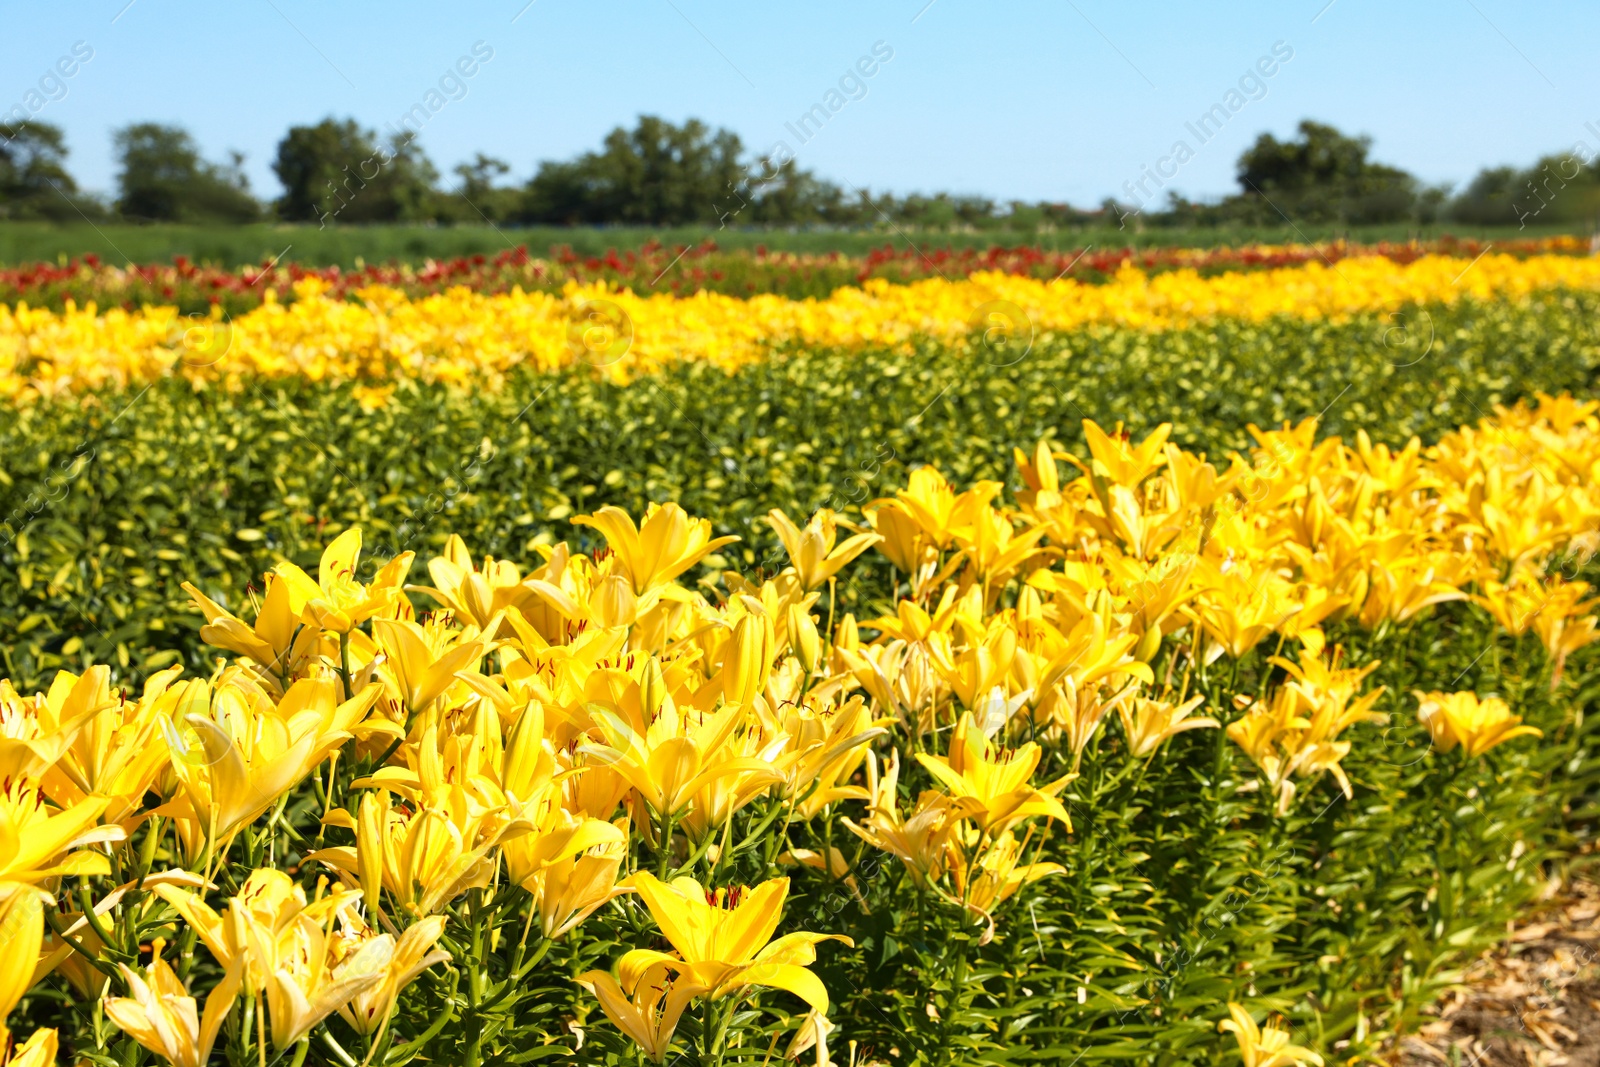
[4,0,1597,206]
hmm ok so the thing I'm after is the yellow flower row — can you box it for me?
[0,394,1592,1064]
[2,252,1599,399]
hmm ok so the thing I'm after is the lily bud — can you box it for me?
[787,604,822,674]
[1135,625,1162,664]
[835,613,859,653]
[638,655,667,718]
[356,791,389,920]
[723,612,776,706]
[1016,584,1043,623]
[588,573,638,629]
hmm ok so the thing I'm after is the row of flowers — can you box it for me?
[5,251,1600,401]
[0,393,1592,1063]
[3,236,1585,315]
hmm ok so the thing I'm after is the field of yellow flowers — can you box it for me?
[2,251,1600,400]
[1,249,1599,1066]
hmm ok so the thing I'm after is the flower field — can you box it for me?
[1,237,1586,314]
[4,249,1600,400]
[0,247,1598,1067]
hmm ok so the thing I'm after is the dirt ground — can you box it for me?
[1397,873,1600,1066]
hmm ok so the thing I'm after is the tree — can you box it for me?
[113,122,259,222]
[1234,120,1418,224]
[744,158,846,226]
[273,118,439,225]
[521,115,746,226]
[0,121,86,220]
[452,153,518,223]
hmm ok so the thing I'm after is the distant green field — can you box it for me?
[0,220,1585,268]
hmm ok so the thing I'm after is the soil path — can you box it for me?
[1398,873,1600,1065]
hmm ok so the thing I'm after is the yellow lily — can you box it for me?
[766,508,881,591]
[875,466,962,550]
[159,674,382,860]
[40,666,181,829]
[0,885,44,1038]
[574,503,737,596]
[862,498,934,577]
[153,870,350,992]
[1415,690,1543,758]
[952,505,1051,591]
[579,699,774,825]
[0,785,119,884]
[182,574,309,677]
[949,828,1064,917]
[1218,1003,1323,1067]
[0,667,114,783]
[103,955,242,1067]
[721,611,776,707]
[411,533,540,630]
[266,927,394,1049]
[1078,420,1171,488]
[335,914,451,1037]
[0,1030,56,1067]
[927,626,1017,712]
[841,750,964,887]
[772,696,884,821]
[528,844,631,939]
[915,712,1072,834]
[617,873,852,1013]
[1117,693,1218,759]
[274,528,415,634]
[576,970,702,1064]
[371,616,487,717]
[312,778,526,919]
[156,870,394,1050]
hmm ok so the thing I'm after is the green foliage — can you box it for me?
[113,122,260,223]
[272,117,440,225]
[1451,151,1600,228]
[523,115,750,226]
[0,121,88,221]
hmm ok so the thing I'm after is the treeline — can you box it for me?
[1,114,1596,231]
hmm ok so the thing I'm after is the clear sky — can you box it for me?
[4,0,1597,207]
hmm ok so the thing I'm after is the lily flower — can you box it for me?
[527,836,632,939]
[766,508,881,591]
[0,1029,55,1067]
[579,700,774,825]
[576,970,702,1064]
[617,873,852,1013]
[841,750,966,886]
[154,869,394,1050]
[335,915,451,1037]
[103,956,242,1067]
[274,528,415,634]
[1415,690,1542,758]
[574,503,737,596]
[949,828,1064,917]
[159,675,382,860]
[1117,693,1217,758]
[1218,1003,1323,1067]
[182,574,307,677]
[371,617,487,717]
[1077,420,1172,489]
[0,784,120,884]
[411,534,540,631]
[0,667,115,783]
[0,885,44,1032]
[915,712,1072,834]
